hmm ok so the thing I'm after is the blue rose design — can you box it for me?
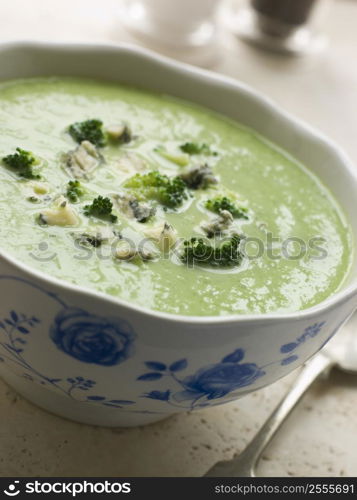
[179,362,265,400]
[50,308,135,366]
[172,349,265,402]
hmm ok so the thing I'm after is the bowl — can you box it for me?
[0,42,356,427]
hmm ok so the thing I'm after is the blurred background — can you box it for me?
[0,0,357,478]
[0,0,356,161]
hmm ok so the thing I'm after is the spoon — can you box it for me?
[205,312,357,477]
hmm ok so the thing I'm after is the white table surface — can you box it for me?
[0,0,357,477]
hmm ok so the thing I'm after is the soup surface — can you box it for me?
[0,78,352,316]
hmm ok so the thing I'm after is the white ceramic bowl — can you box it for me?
[0,42,356,427]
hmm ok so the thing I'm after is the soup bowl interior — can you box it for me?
[0,42,356,427]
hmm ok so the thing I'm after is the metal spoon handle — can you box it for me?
[205,352,332,477]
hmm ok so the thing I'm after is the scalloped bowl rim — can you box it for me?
[0,40,356,326]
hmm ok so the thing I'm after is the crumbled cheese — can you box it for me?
[201,210,234,237]
[39,196,79,226]
[64,140,102,178]
[145,221,178,251]
[114,193,155,223]
[106,124,132,144]
[180,164,218,190]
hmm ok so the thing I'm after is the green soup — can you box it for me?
[0,77,352,316]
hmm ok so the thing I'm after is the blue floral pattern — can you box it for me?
[137,323,329,410]
[0,275,334,416]
[279,322,326,365]
[179,359,264,400]
[50,308,135,366]
[139,349,266,410]
[0,310,136,409]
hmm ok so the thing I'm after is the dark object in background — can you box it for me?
[223,0,329,55]
[251,0,318,37]
[252,0,316,25]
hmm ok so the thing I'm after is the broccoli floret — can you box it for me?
[2,148,40,179]
[205,196,248,219]
[68,119,106,147]
[181,234,243,267]
[84,196,117,223]
[124,170,187,209]
[180,142,217,156]
[66,180,85,202]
